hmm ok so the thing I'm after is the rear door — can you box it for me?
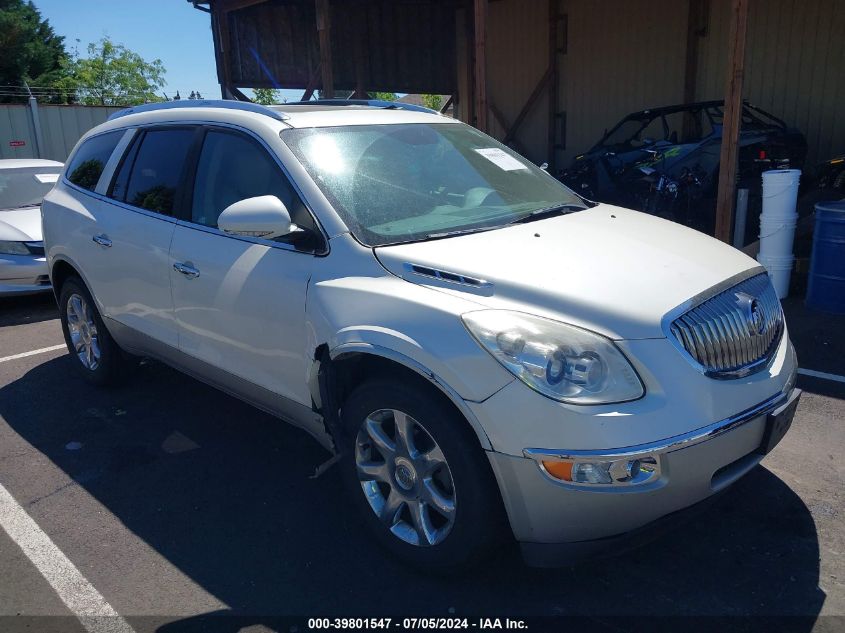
[169,126,321,411]
[69,126,196,350]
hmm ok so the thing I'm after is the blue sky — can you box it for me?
[31,0,302,101]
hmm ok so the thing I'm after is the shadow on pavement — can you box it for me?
[0,356,827,629]
[0,292,58,327]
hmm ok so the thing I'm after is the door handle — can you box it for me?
[92,234,112,248]
[173,262,200,279]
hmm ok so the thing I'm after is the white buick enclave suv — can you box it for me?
[42,100,800,570]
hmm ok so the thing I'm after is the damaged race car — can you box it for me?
[560,101,807,233]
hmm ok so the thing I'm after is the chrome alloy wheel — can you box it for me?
[66,293,101,370]
[355,409,456,547]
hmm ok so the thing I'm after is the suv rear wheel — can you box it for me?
[340,377,505,571]
[58,277,136,386]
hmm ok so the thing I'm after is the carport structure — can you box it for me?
[189,0,845,242]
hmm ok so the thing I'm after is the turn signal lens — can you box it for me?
[542,460,573,481]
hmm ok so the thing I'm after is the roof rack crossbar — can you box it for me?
[107,99,289,123]
[280,99,439,115]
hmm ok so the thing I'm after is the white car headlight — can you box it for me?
[462,310,644,404]
[0,241,30,255]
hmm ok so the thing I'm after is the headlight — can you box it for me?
[0,241,30,255]
[462,310,644,404]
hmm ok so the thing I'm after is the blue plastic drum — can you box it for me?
[807,201,845,314]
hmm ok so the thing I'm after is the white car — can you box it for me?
[41,100,800,570]
[0,159,63,296]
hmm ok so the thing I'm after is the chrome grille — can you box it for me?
[669,273,784,378]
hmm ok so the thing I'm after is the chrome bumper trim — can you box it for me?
[523,390,790,462]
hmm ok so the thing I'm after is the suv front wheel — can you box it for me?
[340,377,505,571]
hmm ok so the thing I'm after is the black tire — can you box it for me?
[339,376,506,572]
[58,276,136,386]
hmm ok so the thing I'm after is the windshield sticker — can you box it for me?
[34,173,59,183]
[474,148,528,171]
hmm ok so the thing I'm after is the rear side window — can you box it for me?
[66,131,123,191]
[111,128,194,216]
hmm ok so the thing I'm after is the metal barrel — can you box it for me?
[807,201,845,314]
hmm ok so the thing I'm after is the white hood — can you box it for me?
[0,206,43,242]
[375,205,760,340]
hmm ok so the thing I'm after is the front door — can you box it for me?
[169,127,318,411]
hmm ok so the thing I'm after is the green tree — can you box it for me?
[63,37,166,106]
[0,0,68,103]
[421,94,442,111]
[253,88,281,105]
[371,92,398,102]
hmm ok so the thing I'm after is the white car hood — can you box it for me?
[0,206,43,241]
[374,204,760,340]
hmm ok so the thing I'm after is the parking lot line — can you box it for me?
[0,344,66,364]
[0,483,135,633]
[798,368,845,384]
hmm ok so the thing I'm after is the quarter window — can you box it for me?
[111,128,194,216]
[190,130,309,230]
[66,131,123,191]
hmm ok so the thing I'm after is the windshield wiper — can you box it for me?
[419,202,589,241]
[508,203,588,225]
[423,225,501,240]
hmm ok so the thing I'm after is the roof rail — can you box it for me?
[280,99,439,115]
[107,99,289,122]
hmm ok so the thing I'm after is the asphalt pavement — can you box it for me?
[0,291,843,633]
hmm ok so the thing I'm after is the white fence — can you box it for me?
[0,102,124,163]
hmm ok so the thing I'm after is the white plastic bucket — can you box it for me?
[757,253,794,299]
[761,169,801,220]
[759,169,800,265]
[758,215,798,258]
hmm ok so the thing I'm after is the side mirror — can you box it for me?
[217,195,298,240]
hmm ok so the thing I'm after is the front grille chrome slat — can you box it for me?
[668,273,784,379]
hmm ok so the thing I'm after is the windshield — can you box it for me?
[0,167,61,210]
[282,123,585,246]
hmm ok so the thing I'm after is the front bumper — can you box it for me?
[485,385,799,564]
[0,254,51,296]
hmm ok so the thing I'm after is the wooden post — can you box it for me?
[714,0,749,243]
[683,0,707,104]
[301,63,322,101]
[315,0,334,99]
[503,66,552,145]
[548,0,560,171]
[473,0,488,132]
[213,6,234,98]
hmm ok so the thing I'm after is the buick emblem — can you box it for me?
[736,292,766,335]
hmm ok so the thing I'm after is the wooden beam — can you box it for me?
[683,0,708,104]
[218,0,268,12]
[353,15,367,99]
[301,63,322,101]
[714,0,749,243]
[213,5,235,98]
[548,0,560,171]
[503,65,553,145]
[489,101,523,153]
[473,0,488,132]
[440,95,454,114]
[315,0,334,99]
